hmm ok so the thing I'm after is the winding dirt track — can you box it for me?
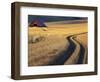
[64,33,87,65]
[47,32,87,65]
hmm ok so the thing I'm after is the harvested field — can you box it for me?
[28,22,88,66]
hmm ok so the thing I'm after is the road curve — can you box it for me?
[64,32,87,64]
[64,35,81,64]
[47,32,87,65]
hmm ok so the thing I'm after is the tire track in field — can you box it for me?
[72,32,87,64]
[48,32,87,65]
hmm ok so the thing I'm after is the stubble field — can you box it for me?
[28,22,88,66]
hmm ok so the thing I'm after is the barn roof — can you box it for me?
[29,19,46,27]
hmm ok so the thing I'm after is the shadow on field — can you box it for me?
[47,36,76,65]
[76,42,85,64]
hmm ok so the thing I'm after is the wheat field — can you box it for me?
[28,22,88,66]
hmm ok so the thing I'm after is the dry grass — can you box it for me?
[28,22,88,66]
[75,33,88,47]
[75,33,88,64]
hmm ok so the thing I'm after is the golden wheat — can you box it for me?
[28,23,88,66]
